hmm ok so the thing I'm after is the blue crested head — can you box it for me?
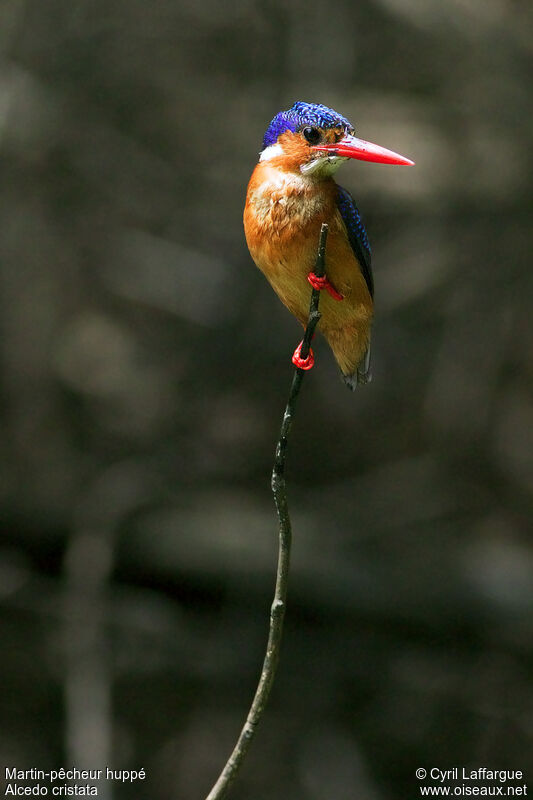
[262,101,354,149]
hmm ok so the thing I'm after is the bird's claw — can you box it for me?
[292,340,315,370]
[307,272,343,301]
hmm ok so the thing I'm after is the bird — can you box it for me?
[243,101,414,389]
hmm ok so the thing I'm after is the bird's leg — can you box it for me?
[307,272,344,301]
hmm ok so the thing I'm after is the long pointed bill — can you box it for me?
[312,134,414,166]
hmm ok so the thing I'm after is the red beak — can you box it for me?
[312,133,414,166]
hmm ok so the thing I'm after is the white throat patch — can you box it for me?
[300,155,347,177]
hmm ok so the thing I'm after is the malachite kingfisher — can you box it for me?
[243,101,414,389]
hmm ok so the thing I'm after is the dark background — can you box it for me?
[1,1,532,798]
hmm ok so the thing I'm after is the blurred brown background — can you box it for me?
[0,1,532,798]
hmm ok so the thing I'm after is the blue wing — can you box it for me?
[336,185,373,298]
[336,185,373,387]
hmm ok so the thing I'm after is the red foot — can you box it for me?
[307,272,344,301]
[292,340,315,370]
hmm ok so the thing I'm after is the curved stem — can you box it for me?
[205,223,329,800]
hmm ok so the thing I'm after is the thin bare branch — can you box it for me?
[205,223,329,800]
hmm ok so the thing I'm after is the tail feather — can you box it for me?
[341,345,372,391]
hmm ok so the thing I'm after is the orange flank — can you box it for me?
[243,130,373,378]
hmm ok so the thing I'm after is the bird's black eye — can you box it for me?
[303,126,321,145]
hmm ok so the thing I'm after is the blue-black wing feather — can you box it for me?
[336,185,373,298]
[336,185,373,388]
